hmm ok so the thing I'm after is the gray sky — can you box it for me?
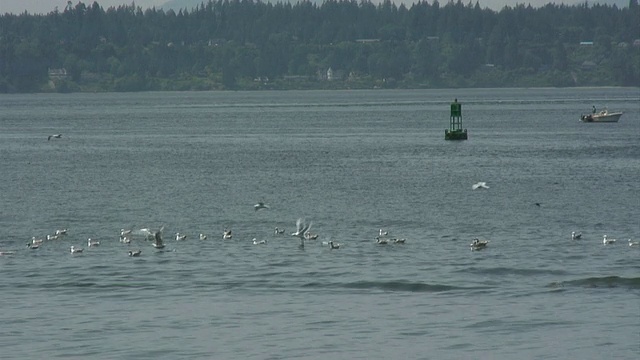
[0,0,625,15]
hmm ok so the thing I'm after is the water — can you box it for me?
[1,88,638,359]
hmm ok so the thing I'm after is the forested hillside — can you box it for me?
[0,0,638,92]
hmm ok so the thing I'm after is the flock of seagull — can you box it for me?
[4,194,637,257]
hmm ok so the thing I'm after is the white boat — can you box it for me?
[580,109,623,123]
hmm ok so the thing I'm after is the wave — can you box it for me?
[549,276,640,290]
[459,266,568,276]
[303,280,484,293]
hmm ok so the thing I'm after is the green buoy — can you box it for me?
[445,98,468,140]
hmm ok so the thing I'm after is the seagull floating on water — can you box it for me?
[128,249,142,257]
[571,231,582,240]
[274,227,285,235]
[252,238,267,245]
[55,229,68,236]
[603,235,616,245]
[120,228,132,237]
[70,246,83,253]
[376,237,389,244]
[175,233,187,241]
[223,229,233,239]
[120,235,131,244]
[87,238,100,247]
[199,233,207,240]
[27,243,40,249]
[48,134,62,141]
[392,238,406,244]
[32,237,44,245]
[628,239,639,247]
[329,241,340,249]
[46,234,58,241]
[254,202,269,211]
[470,238,489,250]
[472,182,490,190]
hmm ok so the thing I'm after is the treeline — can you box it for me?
[0,0,638,92]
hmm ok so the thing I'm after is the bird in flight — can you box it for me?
[48,134,62,141]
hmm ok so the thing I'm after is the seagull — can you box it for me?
[305,232,319,240]
[27,243,40,249]
[0,251,16,256]
[152,231,165,249]
[46,234,58,241]
[55,229,68,236]
[199,233,207,240]
[329,241,340,249]
[472,182,490,190]
[31,237,44,245]
[120,235,131,244]
[571,231,582,240]
[379,229,388,236]
[376,237,388,244]
[223,229,233,239]
[48,134,62,141]
[175,233,187,241]
[274,227,285,235]
[128,249,142,257]
[70,246,83,253]
[392,238,406,244]
[254,202,269,211]
[628,239,639,247]
[470,238,489,250]
[120,228,132,237]
[87,238,100,247]
[291,218,312,247]
[603,235,616,245]
[252,238,267,245]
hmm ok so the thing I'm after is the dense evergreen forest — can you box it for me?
[0,0,638,92]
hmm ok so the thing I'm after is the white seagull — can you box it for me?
[254,202,270,211]
[87,238,100,247]
[329,241,340,249]
[128,249,142,257]
[379,229,388,236]
[472,182,490,190]
[291,218,312,248]
[274,227,285,235]
[392,238,406,244]
[152,231,165,249]
[376,237,388,244]
[120,235,131,244]
[199,233,208,240]
[70,246,83,253]
[48,134,62,141]
[603,235,616,245]
[32,237,44,245]
[55,229,68,236]
[629,239,639,246]
[46,234,58,241]
[252,238,267,245]
[175,233,187,241]
[571,231,582,240]
[470,238,489,250]
[223,229,233,239]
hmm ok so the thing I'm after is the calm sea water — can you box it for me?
[0,88,638,359]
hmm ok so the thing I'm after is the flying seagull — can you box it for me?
[48,134,62,141]
[254,202,270,211]
[472,182,489,190]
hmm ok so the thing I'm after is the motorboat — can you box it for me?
[580,109,623,123]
